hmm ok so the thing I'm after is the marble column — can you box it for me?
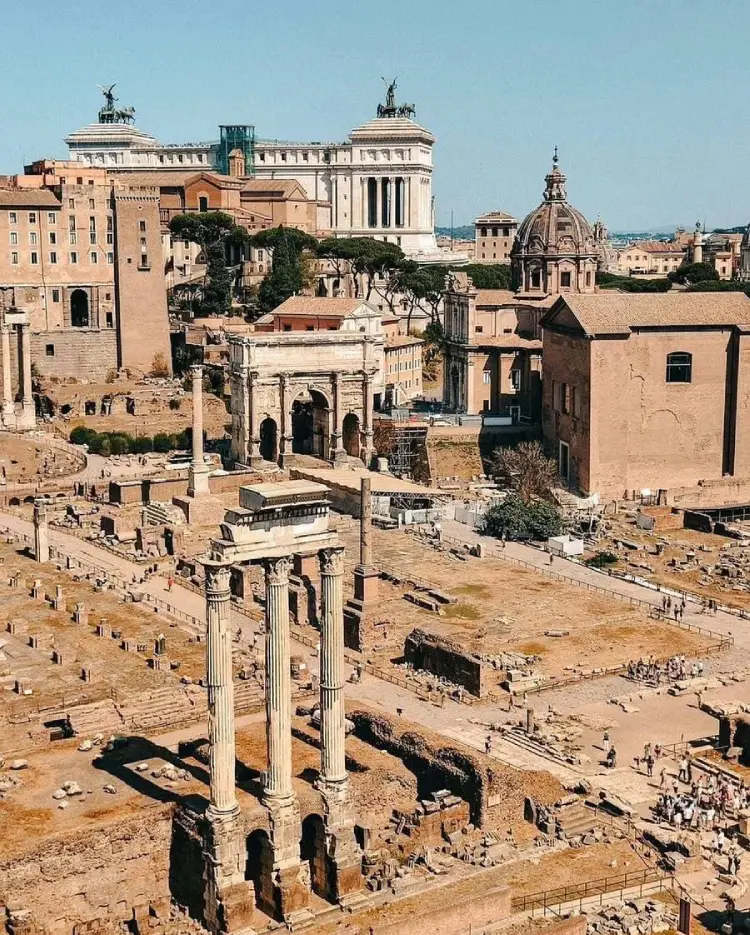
[361,373,375,465]
[278,374,293,468]
[248,370,262,466]
[318,547,347,786]
[330,373,345,464]
[264,556,294,802]
[1,322,13,424]
[318,546,363,902]
[33,499,49,564]
[353,477,378,604]
[204,561,238,817]
[188,364,211,496]
[20,323,34,425]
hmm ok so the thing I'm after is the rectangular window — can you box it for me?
[9,212,17,224]
[30,251,38,265]
[90,251,98,264]
[70,232,77,245]
[68,198,75,209]
[10,251,19,265]
[563,383,572,414]
[46,344,55,357]
[106,232,113,244]
[89,217,96,231]
[28,212,37,224]
[560,271,572,288]
[88,198,95,209]
[49,251,57,264]
[107,217,113,231]
[511,370,521,391]
[558,441,570,484]
[107,252,114,264]
[69,216,76,232]
[483,370,491,385]
[47,212,56,225]
[139,220,146,232]
[52,289,60,302]
[105,312,113,327]
[140,237,147,247]
[9,232,17,245]
[49,232,57,245]
[89,232,96,245]
[70,252,78,264]
[29,231,37,245]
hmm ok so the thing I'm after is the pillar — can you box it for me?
[278,374,293,468]
[248,370,263,466]
[1,322,13,424]
[33,500,49,564]
[318,546,363,902]
[202,560,256,935]
[205,561,238,817]
[19,323,34,425]
[361,374,375,466]
[261,555,309,921]
[353,477,378,604]
[188,364,211,496]
[330,373,345,464]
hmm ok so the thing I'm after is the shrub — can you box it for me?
[586,551,618,568]
[131,436,153,454]
[150,352,170,378]
[97,436,112,457]
[105,369,116,384]
[153,432,172,453]
[169,398,181,410]
[109,434,130,456]
[70,426,97,446]
[482,494,562,541]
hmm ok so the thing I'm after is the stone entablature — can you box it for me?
[229,332,379,469]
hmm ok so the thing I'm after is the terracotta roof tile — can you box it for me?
[271,296,373,317]
[0,189,61,208]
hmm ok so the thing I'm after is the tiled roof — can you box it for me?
[0,189,60,207]
[271,297,372,317]
[475,212,517,223]
[386,334,423,348]
[627,240,685,254]
[241,179,306,196]
[474,335,542,350]
[547,293,750,336]
[475,289,517,305]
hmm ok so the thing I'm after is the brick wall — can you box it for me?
[29,330,118,382]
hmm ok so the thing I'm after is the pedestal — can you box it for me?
[203,809,257,934]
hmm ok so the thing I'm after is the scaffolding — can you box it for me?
[386,424,428,479]
[215,125,256,176]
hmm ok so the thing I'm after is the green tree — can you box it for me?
[316,237,404,300]
[169,211,248,317]
[668,262,720,285]
[596,272,672,293]
[109,434,131,456]
[131,436,153,454]
[153,432,172,453]
[461,263,512,290]
[70,426,98,446]
[97,436,112,458]
[257,227,306,312]
[488,441,559,503]
[482,494,562,541]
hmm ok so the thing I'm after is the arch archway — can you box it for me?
[259,417,278,462]
[300,813,329,900]
[316,278,328,297]
[70,289,89,328]
[342,412,360,458]
[450,366,459,409]
[246,828,275,918]
[292,389,330,460]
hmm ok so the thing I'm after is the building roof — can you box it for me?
[269,297,373,318]
[475,289,517,306]
[386,334,423,348]
[0,188,61,208]
[475,212,517,223]
[474,335,542,350]
[545,293,750,337]
[626,240,684,254]
[240,179,307,197]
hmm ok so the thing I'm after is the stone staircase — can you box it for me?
[233,679,264,714]
[119,685,207,733]
[555,800,600,839]
[67,698,126,736]
[144,501,185,526]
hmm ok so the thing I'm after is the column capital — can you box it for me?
[204,560,232,596]
[190,363,203,378]
[319,546,345,577]
[264,555,292,586]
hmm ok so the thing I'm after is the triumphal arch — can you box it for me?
[228,330,380,470]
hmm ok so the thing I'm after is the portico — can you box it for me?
[0,307,36,431]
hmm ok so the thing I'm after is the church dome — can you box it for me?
[514,152,595,258]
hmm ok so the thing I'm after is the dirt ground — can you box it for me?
[0,436,83,484]
[596,510,750,612]
[329,524,713,687]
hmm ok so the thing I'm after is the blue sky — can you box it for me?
[1,0,747,231]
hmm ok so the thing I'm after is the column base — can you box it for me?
[360,446,376,469]
[173,494,226,526]
[329,446,347,466]
[260,796,310,921]
[16,403,36,431]
[353,565,379,603]
[319,781,363,903]
[188,463,212,497]
[203,808,257,934]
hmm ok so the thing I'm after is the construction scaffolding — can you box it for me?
[215,124,256,176]
[381,424,428,480]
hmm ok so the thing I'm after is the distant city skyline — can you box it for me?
[2,0,749,232]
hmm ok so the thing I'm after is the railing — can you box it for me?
[511,866,668,917]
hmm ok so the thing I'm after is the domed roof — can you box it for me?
[514,152,595,258]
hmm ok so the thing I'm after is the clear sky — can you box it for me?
[2,0,748,231]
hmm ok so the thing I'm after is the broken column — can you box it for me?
[343,477,380,651]
[73,602,88,626]
[262,554,309,920]
[31,579,43,601]
[52,585,64,611]
[33,500,49,564]
[202,560,256,934]
[318,546,362,901]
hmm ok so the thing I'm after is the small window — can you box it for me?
[511,370,521,391]
[283,324,292,332]
[45,344,55,357]
[30,251,38,265]
[560,271,572,288]
[49,251,57,264]
[9,232,17,245]
[76,176,83,185]
[107,216,113,231]
[47,212,56,225]
[106,312,113,328]
[9,212,17,224]
[475,325,483,333]
[70,232,77,245]
[52,289,60,302]
[49,232,57,245]
[483,370,491,385]
[88,198,95,209]
[198,196,208,212]
[90,251,98,264]
[68,198,75,209]
[89,217,96,231]
[107,252,114,264]
[139,220,146,232]
[666,351,692,383]
[106,232,113,244]
[89,232,97,245]
[531,269,541,288]
[70,252,78,264]
[10,251,19,265]
[29,231,37,245]
[28,212,37,224]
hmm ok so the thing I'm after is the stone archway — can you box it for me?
[291,389,330,460]
[342,412,360,458]
[246,828,275,918]
[259,417,278,462]
[70,289,89,328]
[300,813,328,900]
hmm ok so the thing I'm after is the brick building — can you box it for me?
[0,160,171,398]
[474,211,517,263]
[541,293,750,500]
[442,274,544,421]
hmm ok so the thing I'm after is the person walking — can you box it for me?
[646,754,654,778]
[603,731,611,754]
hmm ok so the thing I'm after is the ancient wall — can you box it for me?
[0,807,173,934]
[29,330,118,382]
[404,628,486,697]
[668,475,750,510]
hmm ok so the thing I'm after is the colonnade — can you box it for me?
[363,175,408,230]
[203,546,361,925]
[1,319,35,429]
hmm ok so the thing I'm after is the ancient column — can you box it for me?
[1,322,13,424]
[204,561,238,817]
[353,476,378,605]
[261,555,309,920]
[317,545,363,902]
[319,547,347,786]
[278,374,293,468]
[33,499,50,564]
[330,373,345,464]
[201,560,256,935]
[248,370,262,466]
[19,323,34,425]
[188,364,210,496]
[361,373,375,465]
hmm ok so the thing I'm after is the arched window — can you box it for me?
[70,289,89,327]
[666,352,692,383]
